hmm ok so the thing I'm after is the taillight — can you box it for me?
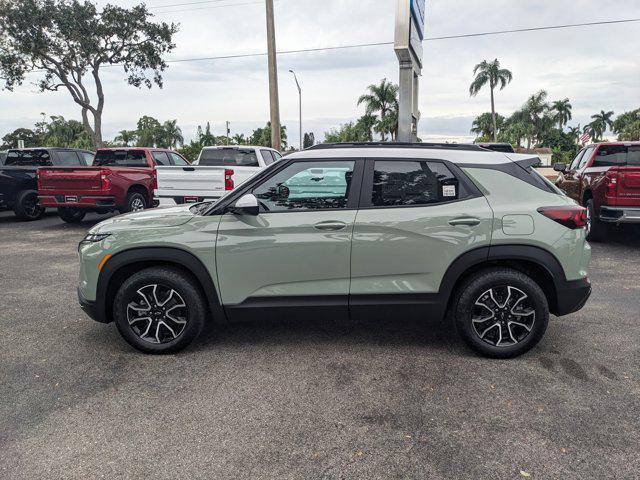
[100,169,111,191]
[152,168,158,190]
[225,169,234,191]
[605,170,618,197]
[537,206,587,229]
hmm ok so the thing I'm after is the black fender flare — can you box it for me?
[95,247,225,323]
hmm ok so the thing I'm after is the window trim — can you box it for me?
[358,157,482,210]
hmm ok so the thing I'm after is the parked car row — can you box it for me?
[0,145,281,222]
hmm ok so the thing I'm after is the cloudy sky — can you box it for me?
[1,0,639,146]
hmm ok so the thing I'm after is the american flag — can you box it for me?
[580,133,591,144]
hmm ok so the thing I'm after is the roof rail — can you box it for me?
[306,142,488,152]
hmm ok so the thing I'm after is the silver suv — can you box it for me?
[78,143,592,358]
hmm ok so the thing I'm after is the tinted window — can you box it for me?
[0,152,6,165]
[593,145,627,167]
[152,152,170,166]
[569,150,585,170]
[5,150,52,166]
[628,147,640,166]
[253,161,354,212]
[57,151,81,166]
[273,152,282,162]
[578,147,595,169]
[199,148,259,167]
[372,161,459,207]
[94,150,147,167]
[80,152,94,165]
[170,153,189,166]
[260,150,274,165]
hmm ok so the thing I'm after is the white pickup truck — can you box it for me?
[154,146,282,206]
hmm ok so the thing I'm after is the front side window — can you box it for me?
[57,151,81,166]
[253,161,355,212]
[569,150,585,170]
[593,145,627,167]
[93,150,147,167]
[578,147,595,170]
[372,161,459,207]
[199,148,259,167]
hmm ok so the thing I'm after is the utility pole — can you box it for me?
[265,0,282,151]
[289,70,302,150]
[226,121,230,145]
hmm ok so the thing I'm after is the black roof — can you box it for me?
[306,142,488,152]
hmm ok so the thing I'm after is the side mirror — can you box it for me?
[231,193,259,216]
[553,163,567,172]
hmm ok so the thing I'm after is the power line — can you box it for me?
[149,0,241,8]
[153,1,263,14]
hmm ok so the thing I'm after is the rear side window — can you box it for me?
[152,152,170,166]
[371,161,460,207]
[94,150,148,167]
[57,151,81,166]
[593,145,627,167]
[80,152,94,165]
[170,153,189,166]
[260,150,274,165]
[199,148,259,167]
[5,150,52,166]
[628,147,640,166]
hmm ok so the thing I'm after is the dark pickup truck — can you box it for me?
[555,142,640,241]
[0,148,93,220]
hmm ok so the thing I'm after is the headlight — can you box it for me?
[79,233,111,250]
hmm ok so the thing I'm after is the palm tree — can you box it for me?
[163,120,184,149]
[469,59,513,142]
[232,133,246,145]
[471,112,504,140]
[357,79,399,142]
[114,130,136,147]
[552,99,573,130]
[523,90,551,148]
[589,110,615,140]
[567,125,581,145]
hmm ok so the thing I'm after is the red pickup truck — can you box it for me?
[555,142,640,241]
[38,148,186,223]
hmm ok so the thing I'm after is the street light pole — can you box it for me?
[289,70,302,150]
[265,0,282,151]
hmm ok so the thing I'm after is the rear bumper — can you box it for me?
[40,194,117,209]
[78,287,108,323]
[554,277,591,316]
[599,206,640,223]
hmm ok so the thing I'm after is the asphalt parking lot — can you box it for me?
[1,210,639,480]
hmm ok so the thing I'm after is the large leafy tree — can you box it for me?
[0,0,178,148]
[471,112,505,141]
[1,128,42,149]
[551,98,573,130]
[357,79,399,141]
[135,116,163,147]
[249,122,287,149]
[469,59,513,142]
[612,108,640,141]
[303,132,315,149]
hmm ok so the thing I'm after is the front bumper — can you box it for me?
[555,277,592,316]
[78,287,108,323]
[599,206,640,224]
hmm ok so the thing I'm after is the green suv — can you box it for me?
[78,143,592,358]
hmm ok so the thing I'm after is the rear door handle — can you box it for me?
[314,221,347,231]
[448,217,481,227]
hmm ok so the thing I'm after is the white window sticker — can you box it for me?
[442,185,456,197]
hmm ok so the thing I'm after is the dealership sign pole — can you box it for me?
[395,0,425,143]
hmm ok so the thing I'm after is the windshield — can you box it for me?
[93,150,148,167]
[5,150,53,166]
[199,148,259,167]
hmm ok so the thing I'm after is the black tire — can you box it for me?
[57,207,86,224]
[120,191,147,214]
[113,267,206,354]
[13,190,45,221]
[453,268,549,359]
[585,199,608,242]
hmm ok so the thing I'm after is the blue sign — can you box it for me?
[411,0,426,40]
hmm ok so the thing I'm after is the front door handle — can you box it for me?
[314,221,347,231]
[449,217,481,227]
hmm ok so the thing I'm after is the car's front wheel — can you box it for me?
[113,267,206,354]
[453,268,549,358]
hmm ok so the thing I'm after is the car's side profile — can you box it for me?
[77,143,591,358]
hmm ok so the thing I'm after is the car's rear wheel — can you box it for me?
[113,267,206,354]
[120,192,147,214]
[453,268,549,358]
[58,207,86,224]
[14,190,45,221]
[585,198,608,242]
